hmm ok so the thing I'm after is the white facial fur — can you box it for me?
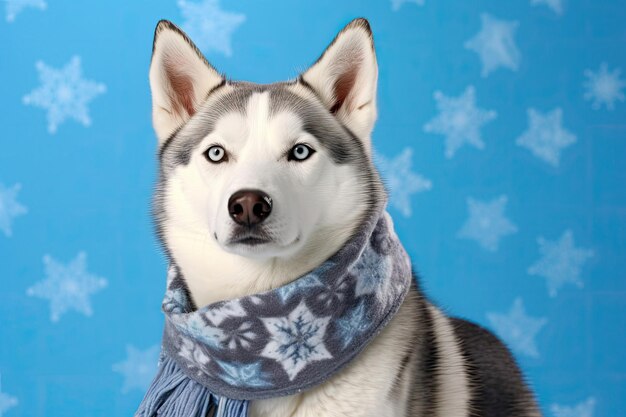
[161,91,368,306]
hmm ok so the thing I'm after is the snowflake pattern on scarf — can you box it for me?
[261,301,332,380]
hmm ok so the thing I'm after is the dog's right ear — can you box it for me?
[300,18,378,151]
[149,20,224,143]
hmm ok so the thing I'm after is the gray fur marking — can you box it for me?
[450,318,542,417]
[159,86,254,170]
[159,82,367,172]
[268,88,364,164]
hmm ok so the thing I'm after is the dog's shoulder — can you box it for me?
[450,317,543,417]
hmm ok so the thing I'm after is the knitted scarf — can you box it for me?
[136,204,413,417]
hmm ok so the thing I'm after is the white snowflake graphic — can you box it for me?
[350,245,393,302]
[178,336,210,370]
[4,0,46,22]
[528,230,594,297]
[222,321,257,350]
[113,345,160,393]
[335,301,371,349]
[458,195,518,252]
[215,359,271,388]
[204,299,247,326]
[423,86,497,158]
[584,63,626,110]
[261,301,332,380]
[0,182,27,238]
[163,286,190,314]
[465,13,521,77]
[171,314,225,348]
[551,397,596,417]
[23,56,106,134]
[26,252,108,322]
[516,108,577,167]
[531,0,563,15]
[0,373,18,417]
[316,273,351,309]
[390,0,424,11]
[487,298,547,358]
[249,295,264,305]
[178,0,246,56]
[375,148,432,217]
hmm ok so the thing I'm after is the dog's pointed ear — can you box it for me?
[149,20,224,143]
[300,18,378,144]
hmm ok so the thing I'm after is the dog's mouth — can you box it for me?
[228,229,273,246]
[233,236,271,246]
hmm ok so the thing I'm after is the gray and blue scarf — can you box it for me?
[136,204,413,417]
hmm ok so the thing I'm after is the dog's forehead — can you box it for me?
[159,81,364,169]
[205,82,319,122]
[213,87,310,137]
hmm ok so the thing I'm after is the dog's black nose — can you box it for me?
[228,189,273,226]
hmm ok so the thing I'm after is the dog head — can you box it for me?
[150,18,385,271]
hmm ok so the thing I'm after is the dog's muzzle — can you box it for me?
[228,189,273,227]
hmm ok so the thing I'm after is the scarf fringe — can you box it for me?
[135,355,249,417]
[215,395,249,417]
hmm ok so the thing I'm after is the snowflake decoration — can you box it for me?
[516,108,577,167]
[261,301,332,380]
[178,336,211,371]
[423,86,497,158]
[163,286,190,314]
[204,299,247,326]
[163,268,195,314]
[487,298,547,358]
[375,148,432,217]
[113,345,160,393]
[390,0,424,11]
[178,0,246,56]
[23,56,106,134]
[249,295,264,305]
[0,373,18,417]
[4,0,46,22]
[0,183,27,238]
[171,314,225,348]
[26,252,108,322]
[334,301,371,349]
[350,245,393,301]
[584,63,626,110]
[465,13,521,77]
[215,359,272,388]
[276,262,332,303]
[458,195,518,252]
[551,397,596,417]
[222,321,257,350]
[316,273,351,309]
[531,0,563,15]
[528,230,594,297]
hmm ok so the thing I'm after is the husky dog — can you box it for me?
[148,17,542,417]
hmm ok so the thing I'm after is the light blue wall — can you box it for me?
[0,0,624,416]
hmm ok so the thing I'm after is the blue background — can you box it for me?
[0,0,624,416]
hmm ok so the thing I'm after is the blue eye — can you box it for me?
[288,144,315,161]
[205,145,227,163]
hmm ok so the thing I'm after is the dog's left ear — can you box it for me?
[149,20,225,143]
[301,18,378,148]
